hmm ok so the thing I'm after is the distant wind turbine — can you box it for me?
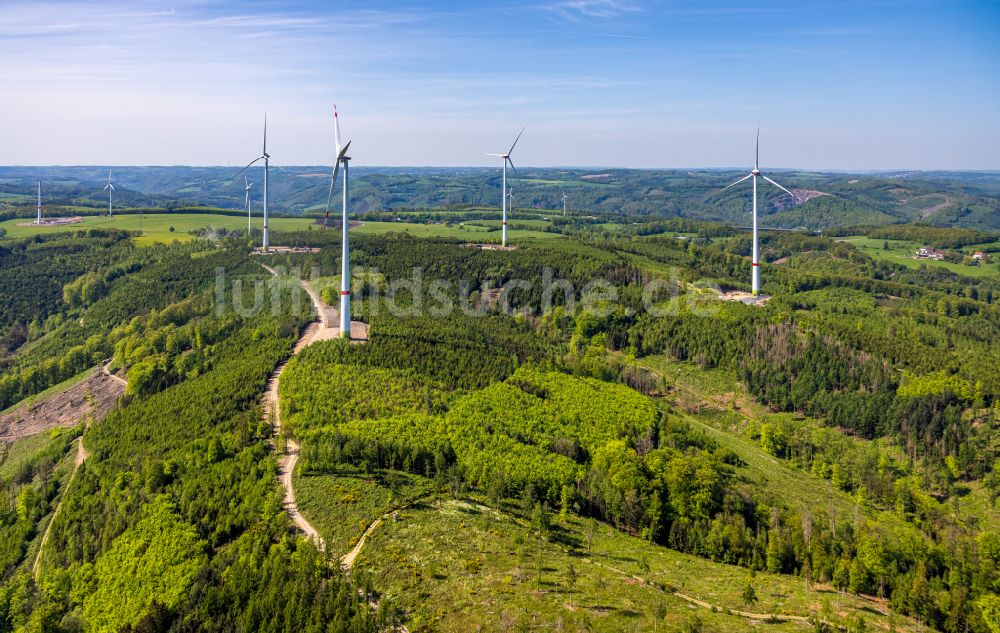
[485,128,525,247]
[244,176,253,234]
[36,182,42,225]
[324,105,353,338]
[721,127,797,297]
[235,115,278,251]
[103,170,115,217]
[561,191,568,217]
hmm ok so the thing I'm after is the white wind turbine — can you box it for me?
[485,128,524,247]
[561,191,568,217]
[36,182,42,225]
[103,170,115,217]
[324,105,353,338]
[244,176,253,234]
[235,115,278,252]
[721,127,797,297]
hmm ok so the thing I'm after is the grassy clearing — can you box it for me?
[0,427,75,481]
[964,239,1000,253]
[294,470,436,555]
[952,480,1000,529]
[837,236,1000,278]
[679,408,865,520]
[356,495,925,632]
[633,355,949,534]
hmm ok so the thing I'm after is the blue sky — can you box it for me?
[1,0,998,169]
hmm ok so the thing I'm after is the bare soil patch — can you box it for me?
[15,216,83,227]
[0,368,124,441]
[312,219,364,229]
[461,243,518,251]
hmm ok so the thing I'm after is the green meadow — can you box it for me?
[836,236,999,278]
[0,213,563,246]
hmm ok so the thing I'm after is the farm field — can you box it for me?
[463,218,553,228]
[0,213,564,246]
[836,236,999,277]
[0,212,316,246]
[353,220,562,240]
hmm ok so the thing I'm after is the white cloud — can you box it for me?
[539,0,642,20]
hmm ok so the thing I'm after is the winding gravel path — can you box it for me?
[32,436,88,580]
[261,264,369,552]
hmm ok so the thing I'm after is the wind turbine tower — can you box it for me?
[485,128,524,247]
[244,176,253,234]
[103,170,115,217]
[36,182,42,225]
[324,106,353,338]
[721,127,797,297]
[236,116,273,251]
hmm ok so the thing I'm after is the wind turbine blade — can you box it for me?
[763,175,796,199]
[483,153,505,157]
[507,157,521,183]
[108,183,115,191]
[103,184,110,191]
[333,105,342,155]
[273,163,291,176]
[337,140,352,162]
[507,127,526,155]
[721,173,753,191]
[233,156,264,179]
[245,175,249,188]
[263,114,268,155]
[755,124,760,170]
[325,172,338,219]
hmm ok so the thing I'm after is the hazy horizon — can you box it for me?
[2,0,998,170]
[3,165,1000,175]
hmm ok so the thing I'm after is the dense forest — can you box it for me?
[260,228,1000,632]
[0,219,998,631]
[0,234,382,631]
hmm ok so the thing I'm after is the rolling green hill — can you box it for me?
[3,166,999,231]
[0,223,998,632]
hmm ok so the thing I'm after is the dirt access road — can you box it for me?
[33,436,89,579]
[8,359,125,580]
[260,264,368,553]
[30,361,123,580]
